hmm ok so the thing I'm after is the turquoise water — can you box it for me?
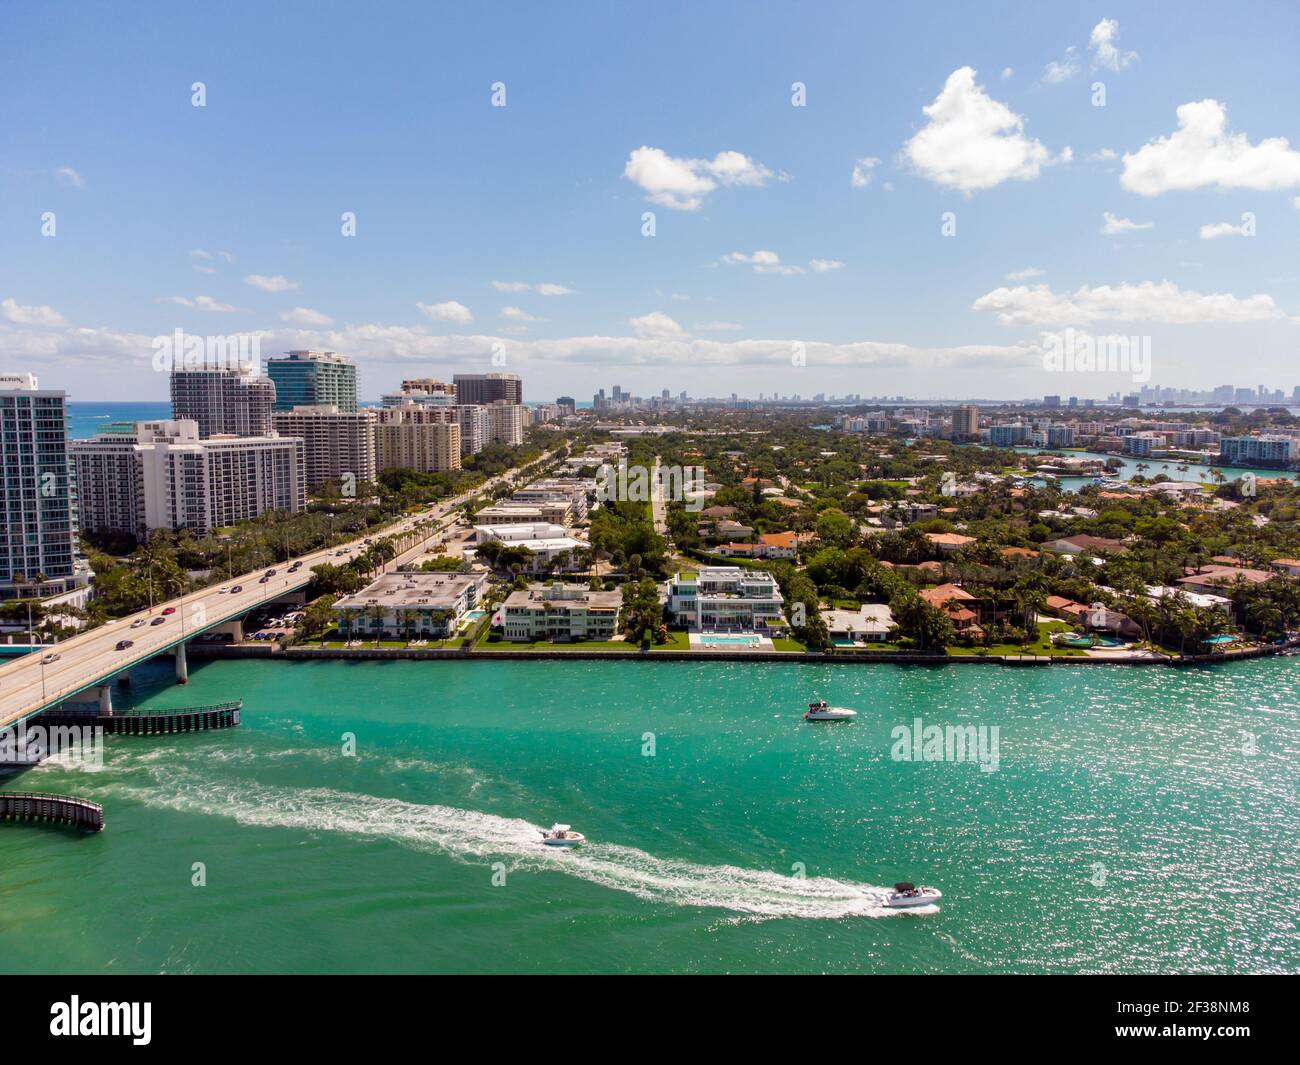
[699,634,759,645]
[1204,635,1239,645]
[1009,447,1291,493]
[67,401,171,439]
[1,657,1298,974]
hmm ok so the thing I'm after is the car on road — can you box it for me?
[259,576,270,583]
[41,652,60,664]
[116,640,134,650]
[161,606,176,615]
[150,617,166,626]
[264,569,277,578]
[230,584,242,593]
[130,619,146,629]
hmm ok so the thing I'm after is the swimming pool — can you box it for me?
[1055,633,1124,648]
[698,634,760,646]
[1203,635,1237,645]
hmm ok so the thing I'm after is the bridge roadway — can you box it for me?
[0,455,549,730]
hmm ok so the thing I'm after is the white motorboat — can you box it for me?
[804,700,857,721]
[884,881,942,908]
[540,823,585,847]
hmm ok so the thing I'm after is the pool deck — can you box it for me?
[688,633,774,652]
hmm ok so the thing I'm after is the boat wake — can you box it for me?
[125,775,901,920]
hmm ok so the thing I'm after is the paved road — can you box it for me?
[0,454,551,729]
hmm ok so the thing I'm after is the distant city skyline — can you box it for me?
[5,3,1300,400]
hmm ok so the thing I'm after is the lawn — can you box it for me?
[477,634,639,653]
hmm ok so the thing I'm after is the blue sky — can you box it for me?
[3,0,1300,402]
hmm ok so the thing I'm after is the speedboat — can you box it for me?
[884,882,942,908]
[804,700,857,721]
[540,823,585,847]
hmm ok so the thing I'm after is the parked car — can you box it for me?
[116,640,134,650]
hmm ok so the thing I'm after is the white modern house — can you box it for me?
[666,566,786,634]
[472,522,587,573]
[821,604,896,643]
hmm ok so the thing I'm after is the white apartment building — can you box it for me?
[334,571,488,639]
[271,405,376,489]
[487,402,526,446]
[666,566,787,633]
[170,367,275,437]
[500,583,621,642]
[475,502,574,526]
[71,420,305,536]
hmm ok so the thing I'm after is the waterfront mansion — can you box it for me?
[666,566,787,634]
[500,582,622,642]
[333,571,488,640]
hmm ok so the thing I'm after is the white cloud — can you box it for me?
[1089,18,1138,72]
[1090,148,1119,161]
[720,250,803,276]
[903,67,1068,192]
[851,157,880,188]
[280,307,335,326]
[190,249,214,261]
[416,300,473,324]
[163,295,241,313]
[694,321,742,332]
[491,280,574,295]
[1122,100,1300,195]
[1006,266,1045,281]
[1042,46,1080,84]
[629,311,685,338]
[622,146,772,210]
[972,280,1286,326]
[500,306,543,322]
[1,297,65,326]
[809,259,845,273]
[244,274,299,293]
[1200,221,1249,240]
[192,266,216,275]
[54,167,85,189]
[1001,67,1014,80]
[1101,211,1154,235]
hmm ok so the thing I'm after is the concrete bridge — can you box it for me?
[0,454,548,731]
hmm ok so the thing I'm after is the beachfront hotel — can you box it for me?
[333,571,489,640]
[500,582,621,642]
[666,566,786,634]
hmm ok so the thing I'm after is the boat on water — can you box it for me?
[804,700,857,721]
[884,881,942,908]
[540,823,585,847]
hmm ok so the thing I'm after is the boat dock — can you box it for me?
[37,700,242,735]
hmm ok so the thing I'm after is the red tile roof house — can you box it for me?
[925,532,977,554]
[918,583,983,634]
[716,532,798,560]
[1040,534,1129,556]
[1044,595,1090,623]
[1177,565,1275,596]
[1269,558,1300,577]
